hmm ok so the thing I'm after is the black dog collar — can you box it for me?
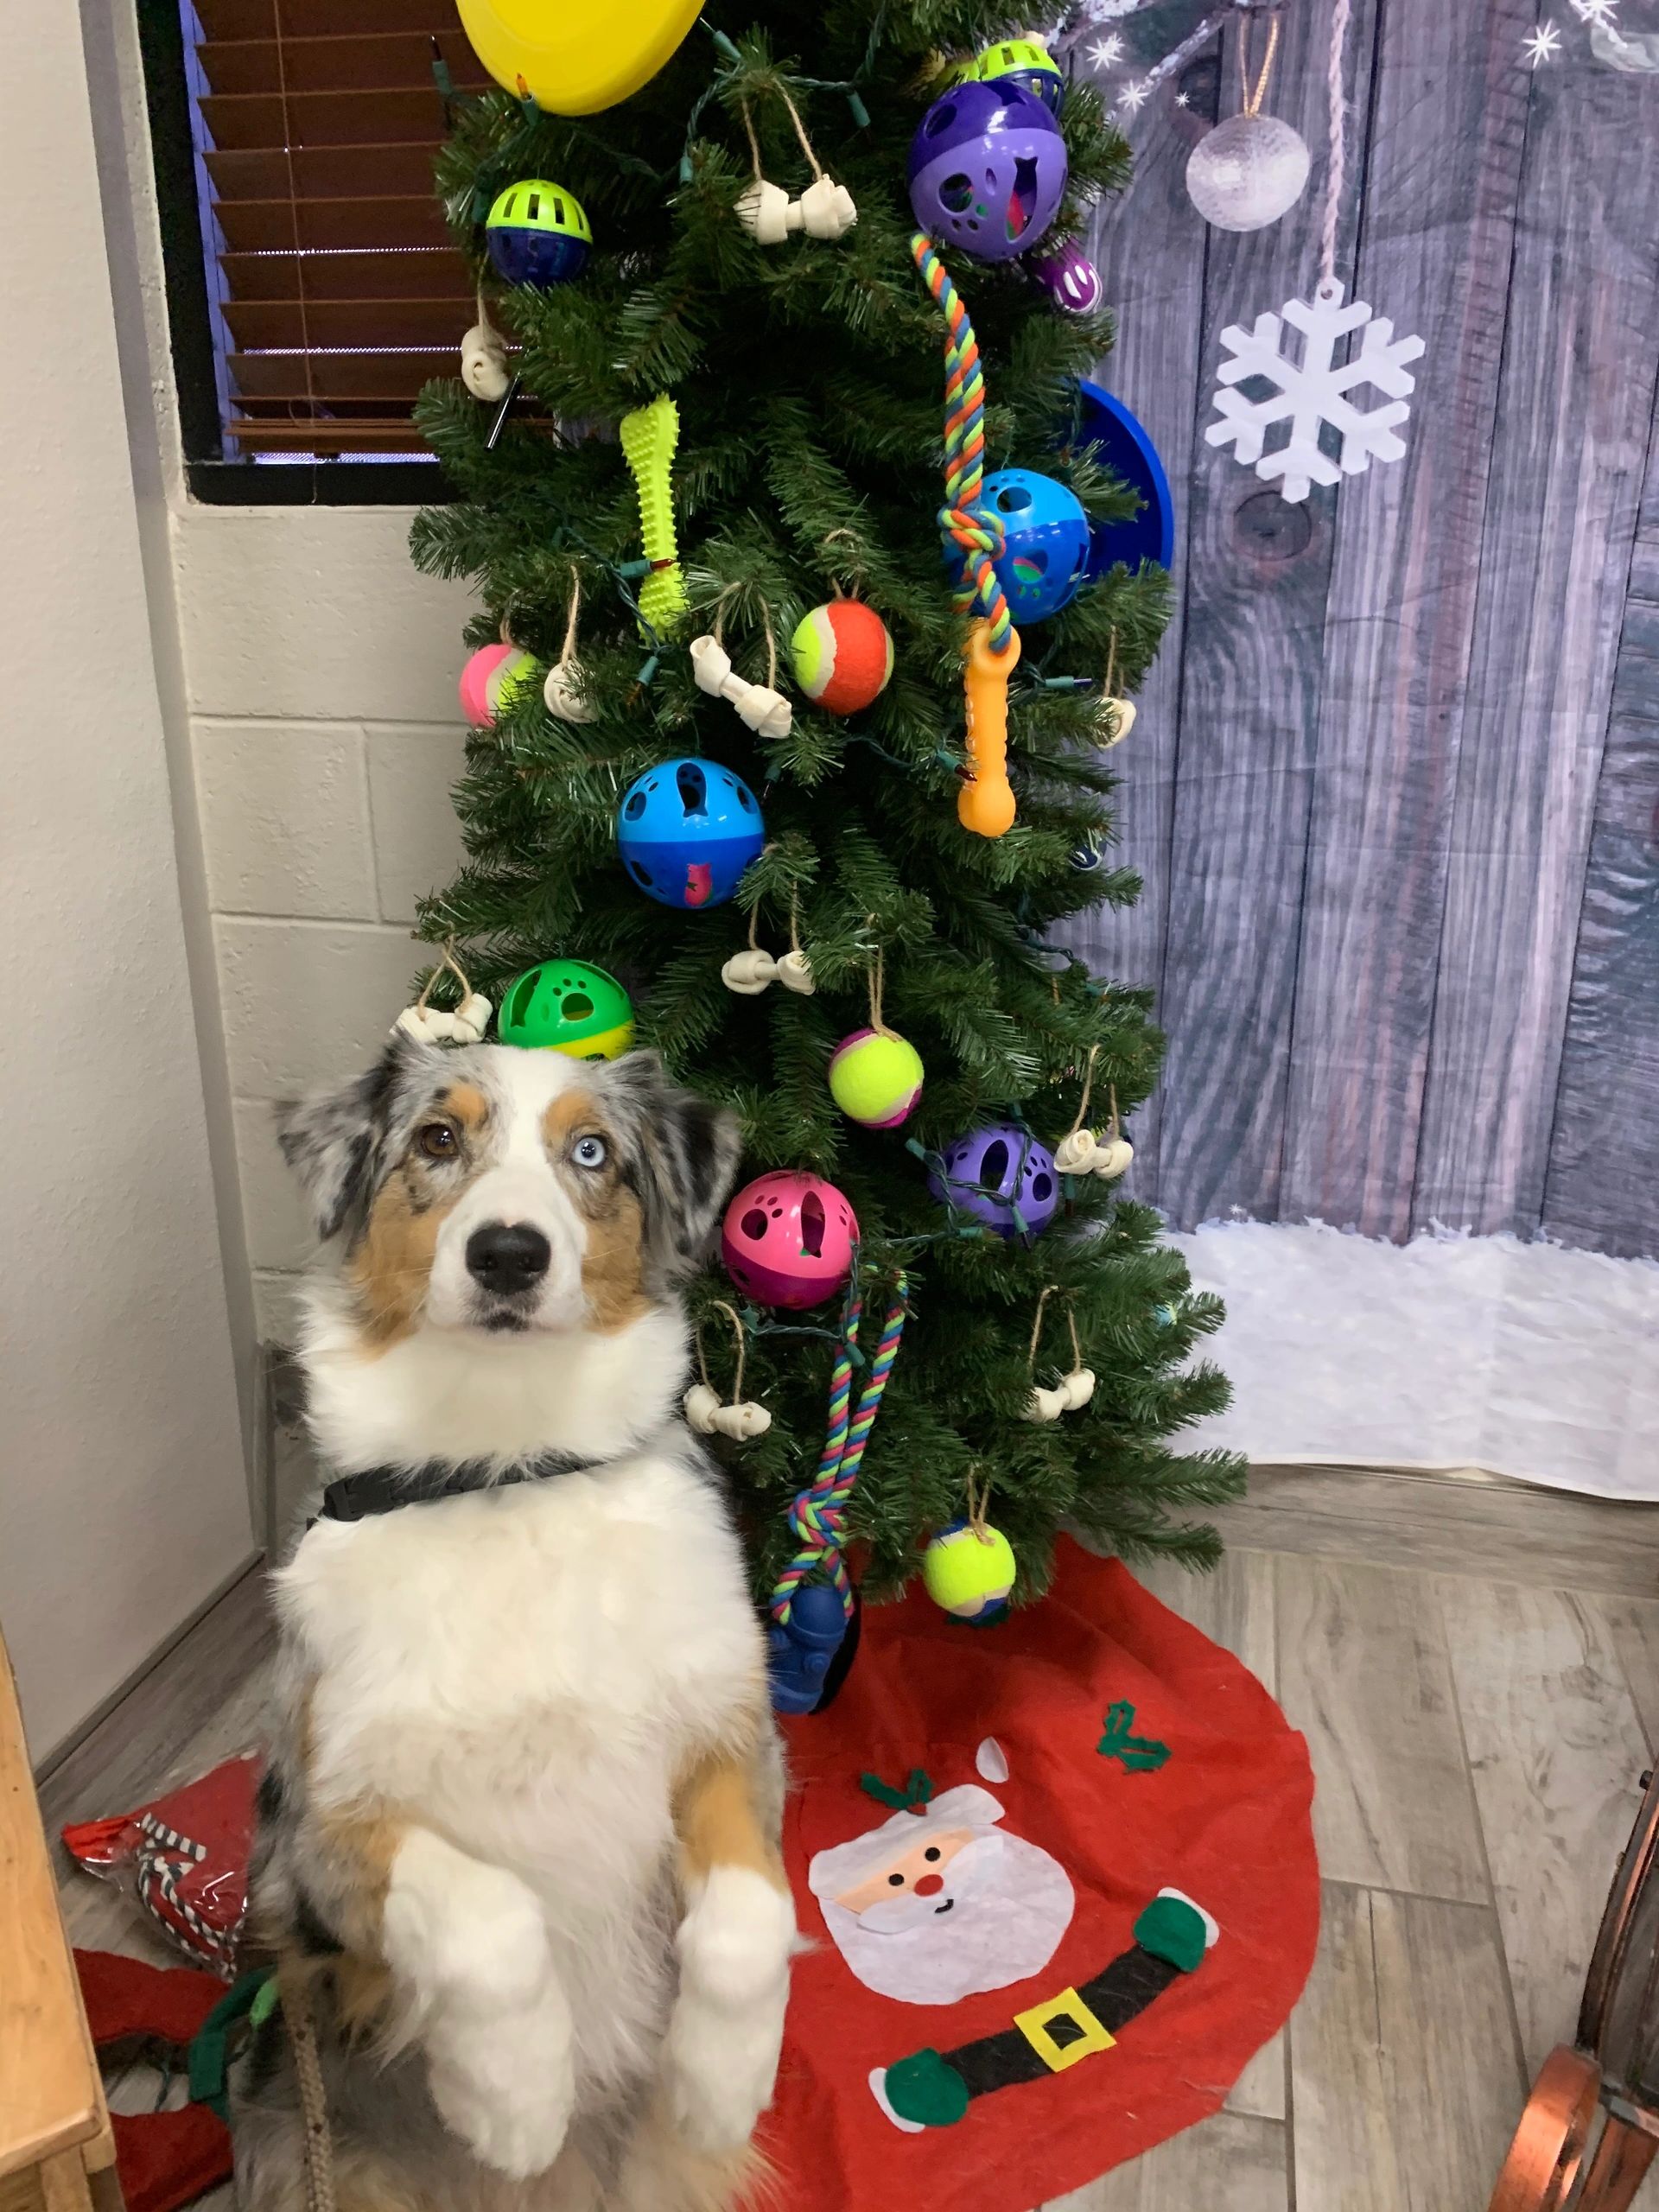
[316,1451,605,1525]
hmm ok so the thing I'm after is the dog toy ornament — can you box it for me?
[923,1514,1016,1621]
[616,758,765,909]
[768,1581,854,1715]
[484,180,592,288]
[972,35,1065,115]
[1020,1287,1096,1423]
[930,1122,1059,1239]
[690,634,791,740]
[738,173,858,245]
[619,396,688,639]
[722,1170,858,1310]
[1054,1051,1135,1179]
[456,0,702,115]
[721,946,815,995]
[979,468,1091,624]
[394,946,492,1046]
[496,960,634,1058]
[830,1028,925,1128]
[1027,237,1104,315]
[459,306,511,401]
[908,81,1067,263]
[958,618,1019,836]
[789,600,893,715]
[683,1381,772,1440]
[459,641,537,727]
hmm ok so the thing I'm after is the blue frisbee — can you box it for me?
[1071,379,1175,579]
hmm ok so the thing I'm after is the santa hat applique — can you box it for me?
[807,1784,1005,1902]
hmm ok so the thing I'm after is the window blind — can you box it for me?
[183,0,485,459]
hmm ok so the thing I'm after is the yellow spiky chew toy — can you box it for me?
[619,395,688,639]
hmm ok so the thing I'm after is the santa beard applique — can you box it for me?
[809,1784,1075,2005]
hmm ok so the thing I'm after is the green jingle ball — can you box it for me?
[923,1519,1017,1619]
[497,960,634,1059]
[828,1027,925,1128]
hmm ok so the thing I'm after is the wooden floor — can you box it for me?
[37,1465,1659,2212]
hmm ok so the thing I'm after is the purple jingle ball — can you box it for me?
[928,1122,1060,1238]
[1027,238,1103,315]
[907,81,1069,264]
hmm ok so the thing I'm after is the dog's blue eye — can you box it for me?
[573,1135,607,1170]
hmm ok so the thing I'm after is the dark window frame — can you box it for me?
[135,0,454,506]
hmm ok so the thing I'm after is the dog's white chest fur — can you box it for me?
[279,1456,760,1901]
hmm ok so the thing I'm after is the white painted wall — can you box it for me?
[1,0,252,1758]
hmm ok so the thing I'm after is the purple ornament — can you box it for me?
[1027,238,1103,315]
[929,1123,1059,1238]
[907,82,1069,264]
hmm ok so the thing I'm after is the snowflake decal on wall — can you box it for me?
[1205,279,1427,505]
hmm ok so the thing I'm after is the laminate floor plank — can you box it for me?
[1591,1592,1659,1755]
[1039,2110,1287,2211]
[1441,1578,1650,2076]
[1274,1554,1489,1901]
[1288,1882,1522,2212]
[1131,1552,1286,2120]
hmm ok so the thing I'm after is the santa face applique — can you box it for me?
[808,1783,1075,2006]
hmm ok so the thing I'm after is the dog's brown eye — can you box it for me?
[417,1122,457,1160]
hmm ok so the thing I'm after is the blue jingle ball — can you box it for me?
[978,468,1092,624]
[616,757,764,910]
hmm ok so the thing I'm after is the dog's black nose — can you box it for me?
[465,1223,551,1296]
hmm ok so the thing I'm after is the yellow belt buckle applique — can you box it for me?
[1013,1986,1116,2073]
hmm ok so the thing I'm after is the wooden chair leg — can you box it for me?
[1577,2115,1658,2212]
[1488,2045,1602,2212]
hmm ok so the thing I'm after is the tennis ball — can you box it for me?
[790,601,894,716]
[923,1521,1017,1618]
[828,1027,925,1128]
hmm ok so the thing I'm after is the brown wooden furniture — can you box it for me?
[1490,1764,1659,2211]
[0,1630,121,2212]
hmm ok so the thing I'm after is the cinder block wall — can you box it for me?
[175,506,474,1339]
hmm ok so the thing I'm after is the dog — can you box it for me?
[235,1037,795,2212]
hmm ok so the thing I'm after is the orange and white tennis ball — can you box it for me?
[789,601,894,716]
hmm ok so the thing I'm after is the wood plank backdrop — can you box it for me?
[1058,0,1659,1257]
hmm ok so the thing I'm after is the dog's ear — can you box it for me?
[276,1037,429,1242]
[601,1052,744,1287]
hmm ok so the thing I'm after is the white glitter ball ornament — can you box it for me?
[1185,112,1311,232]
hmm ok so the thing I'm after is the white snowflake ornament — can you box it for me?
[1205,278,1425,505]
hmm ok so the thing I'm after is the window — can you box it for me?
[139,0,484,501]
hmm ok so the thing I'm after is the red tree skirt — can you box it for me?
[763,1538,1319,2212]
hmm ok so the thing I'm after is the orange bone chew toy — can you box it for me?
[959,619,1020,836]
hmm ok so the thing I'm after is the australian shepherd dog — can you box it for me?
[235,1038,794,2212]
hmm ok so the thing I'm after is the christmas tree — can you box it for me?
[408,3,1244,1629]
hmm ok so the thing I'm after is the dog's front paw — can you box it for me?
[664,1867,795,2152]
[424,1979,576,2179]
[384,1829,550,2018]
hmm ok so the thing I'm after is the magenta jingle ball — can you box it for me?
[721,1171,859,1311]
[828,1028,925,1128]
[789,601,894,716]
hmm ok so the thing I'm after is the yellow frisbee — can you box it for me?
[456,0,703,116]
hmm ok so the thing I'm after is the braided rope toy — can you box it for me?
[910,232,1012,650]
[771,1271,909,1624]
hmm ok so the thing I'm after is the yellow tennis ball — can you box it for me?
[828,1028,925,1128]
[923,1521,1016,1618]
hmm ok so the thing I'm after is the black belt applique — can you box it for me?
[871,1890,1216,2132]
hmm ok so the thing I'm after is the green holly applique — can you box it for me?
[860,1767,935,1812]
[1096,1700,1170,1772]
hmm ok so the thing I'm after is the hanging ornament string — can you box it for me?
[771,1273,910,1624]
[963,1464,994,1538]
[1319,0,1352,295]
[1238,10,1282,118]
[695,1299,748,1404]
[1026,1287,1083,1386]
[866,932,896,1040]
[1065,1043,1100,1143]
[395,939,492,1046]
[560,566,582,666]
[909,232,1013,652]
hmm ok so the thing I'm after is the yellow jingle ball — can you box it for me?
[923,1521,1017,1618]
[456,0,702,116]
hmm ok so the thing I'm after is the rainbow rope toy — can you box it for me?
[910,232,1014,654]
[770,1272,910,1624]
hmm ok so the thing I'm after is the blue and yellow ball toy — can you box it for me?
[485,179,592,289]
[616,758,765,910]
[973,36,1065,116]
[980,468,1091,624]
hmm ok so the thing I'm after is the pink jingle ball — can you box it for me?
[721,1170,859,1311]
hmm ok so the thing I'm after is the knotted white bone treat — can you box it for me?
[394,993,493,1047]
[1021,1368,1096,1424]
[459,321,511,404]
[721,945,816,996]
[683,1381,772,1440]
[735,172,858,245]
[543,660,595,724]
[690,634,791,739]
[1053,1128,1135,1181]
[1102,696,1137,747]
